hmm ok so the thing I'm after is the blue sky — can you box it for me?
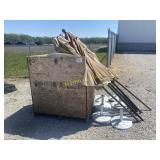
[4,20,118,37]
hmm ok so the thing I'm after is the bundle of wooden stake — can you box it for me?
[54,29,116,86]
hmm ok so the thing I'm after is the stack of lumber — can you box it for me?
[54,29,116,86]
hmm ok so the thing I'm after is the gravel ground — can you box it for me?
[4,53,156,140]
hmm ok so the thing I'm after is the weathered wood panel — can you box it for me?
[28,53,94,119]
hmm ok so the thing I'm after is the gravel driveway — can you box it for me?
[4,53,156,140]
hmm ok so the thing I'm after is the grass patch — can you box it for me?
[95,46,107,65]
[96,47,107,53]
[4,52,47,78]
[4,45,108,78]
[5,53,28,78]
[96,52,107,65]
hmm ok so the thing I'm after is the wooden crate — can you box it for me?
[27,53,94,119]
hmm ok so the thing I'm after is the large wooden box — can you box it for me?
[27,53,94,119]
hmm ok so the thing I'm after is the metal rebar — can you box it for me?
[108,83,139,113]
[114,79,152,111]
[107,85,144,121]
[108,84,144,121]
[102,86,140,122]
[111,81,142,113]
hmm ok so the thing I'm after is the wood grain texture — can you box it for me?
[28,53,94,119]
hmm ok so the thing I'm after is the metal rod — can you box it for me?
[107,28,111,67]
[111,82,142,113]
[114,79,152,111]
[111,82,139,112]
[108,83,139,113]
[104,86,141,122]
[120,108,123,122]
[107,85,144,121]
[100,95,104,115]
[102,86,140,122]
[28,42,31,56]
[108,85,144,121]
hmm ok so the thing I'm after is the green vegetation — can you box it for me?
[96,47,107,65]
[4,33,108,78]
[81,37,108,44]
[4,33,53,45]
[4,52,46,78]
[4,46,108,78]
[5,53,29,78]
[96,47,107,53]
[96,52,106,63]
[4,33,108,45]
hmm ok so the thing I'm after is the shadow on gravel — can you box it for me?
[4,105,92,140]
[4,104,135,140]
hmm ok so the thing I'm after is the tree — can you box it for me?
[4,33,108,45]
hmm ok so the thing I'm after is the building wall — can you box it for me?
[117,20,156,52]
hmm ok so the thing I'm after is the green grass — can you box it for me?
[96,47,108,65]
[4,46,108,78]
[5,53,28,78]
[96,47,107,53]
[96,52,106,62]
[4,52,47,78]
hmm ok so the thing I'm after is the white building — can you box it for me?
[117,20,156,52]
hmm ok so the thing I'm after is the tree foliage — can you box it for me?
[4,33,108,45]
[4,34,53,45]
[81,37,108,44]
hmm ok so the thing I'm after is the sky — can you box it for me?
[4,20,118,37]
